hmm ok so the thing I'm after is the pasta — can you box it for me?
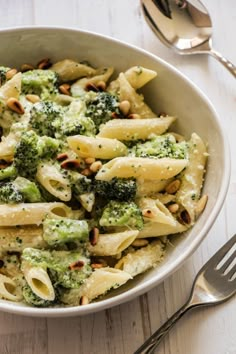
[0,57,208,308]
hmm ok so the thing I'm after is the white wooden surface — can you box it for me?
[0,1,235,353]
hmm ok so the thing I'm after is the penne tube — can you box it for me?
[137,220,187,238]
[95,157,188,181]
[51,59,96,82]
[0,274,22,301]
[0,72,21,101]
[97,117,175,140]
[67,135,127,159]
[23,266,55,301]
[0,202,77,226]
[136,178,172,197]
[0,226,45,252]
[88,230,139,256]
[138,197,176,226]
[115,240,164,277]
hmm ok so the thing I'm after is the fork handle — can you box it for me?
[134,302,192,354]
[209,48,236,78]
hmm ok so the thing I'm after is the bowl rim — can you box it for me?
[0,25,231,317]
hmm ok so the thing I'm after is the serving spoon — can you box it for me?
[141,0,236,78]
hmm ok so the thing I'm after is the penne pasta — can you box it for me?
[138,197,177,226]
[0,72,21,101]
[88,230,139,256]
[95,157,188,181]
[51,59,96,82]
[0,274,22,301]
[67,135,127,159]
[137,220,187,238]
[97,117,175,140]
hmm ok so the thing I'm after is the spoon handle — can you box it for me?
[209,48,236,78]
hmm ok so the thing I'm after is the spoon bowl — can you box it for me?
[141,0,236,77]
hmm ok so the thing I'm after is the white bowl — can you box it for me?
[0,27,230,317]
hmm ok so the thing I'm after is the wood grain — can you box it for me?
[0,1,235,353]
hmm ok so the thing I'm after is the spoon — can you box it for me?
[141,0,236,78]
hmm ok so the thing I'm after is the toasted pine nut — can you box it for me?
[6,68,17,80]
[80,295,89,306]
[195,195,208,217]
[89,227,99,246]
[85,82,99,92]
[6,98,25,115]
[61,159,81,170]
[85,157,96,165]
[142,208,154,218]
[128,113,141,119]
[111,112,119,118]
[56,153,68,161]
[89,160,102,173]
[97,81,106,91]
[132,239,149,247]
[21,63,34,72]
[178,209,191,225]
[168,203,179,213]
[25,94,40,103]
[119,100,131,116]
[165,179,181,194]
[37,58,51,69]
[91,263,103,269]
[81,168,92,176]
[59,84,71,96]
[68,260,84,270]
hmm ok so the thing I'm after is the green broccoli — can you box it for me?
[0,181,24,203]
[13,176,42,202]
[85,91,120,131]
[130,134,188,159]
[30,101,63,137]
[22,284,54,307]
[0,66,10,85]
[99,200,143,230]
[0,164,17,181]
[69,171,92,198]
[14,130,60,178]
[21,69,59,100]
[22,248,92,289]
[61,115,96,137]
[43,217,89,246]
[94,177,136,201]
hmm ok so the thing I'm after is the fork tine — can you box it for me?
[227,263,236,281]
[202,234,236,270]
[219,249,236,273]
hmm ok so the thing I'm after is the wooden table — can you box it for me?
[0,1,235,353]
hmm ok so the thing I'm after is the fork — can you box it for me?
[134,234,236,354]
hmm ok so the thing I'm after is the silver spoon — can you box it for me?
[141,0,236,78]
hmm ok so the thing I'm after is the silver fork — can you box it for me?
[134,234,236,354]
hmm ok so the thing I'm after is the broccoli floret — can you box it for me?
[0,66,10,85]
[99,200,143,230]
[30,101,63,137]
[130,134,188,159]
[14,130,60,178]
[13,176,41,202]
[85,91,120,131]
[94,177,136,201]
[21,69,59,100]
[22,284,53,307]
[43,217,89,246]
[22,248,92,289]
[61,115,96,137]
[69,171,92,198]
[0,181,24,203]
[0,164,17,181]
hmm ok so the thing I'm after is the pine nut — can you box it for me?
[97,81,106,91]
[79,295,89,305]
[37,58,51,70]
[91,263,103,269]
[89,227,99,246]
[6,98,25,115]
[59,84,71,96]
[25,94,40,103]
[81,168,92,176]
[178,209,191,225]
[68,260,84,270]
[89,160,102,173]
[60,159,81,170]
[165,179,181,194]
[21,63,34,72]
[6,68,17,80]
[132,239,149,247]
[195,194,208,217]
[119,100,131,116]
[168,203,179,213]
[85,82,99,92]
[85,157,96,165]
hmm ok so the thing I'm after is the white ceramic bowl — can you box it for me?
[0,27,230,317]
